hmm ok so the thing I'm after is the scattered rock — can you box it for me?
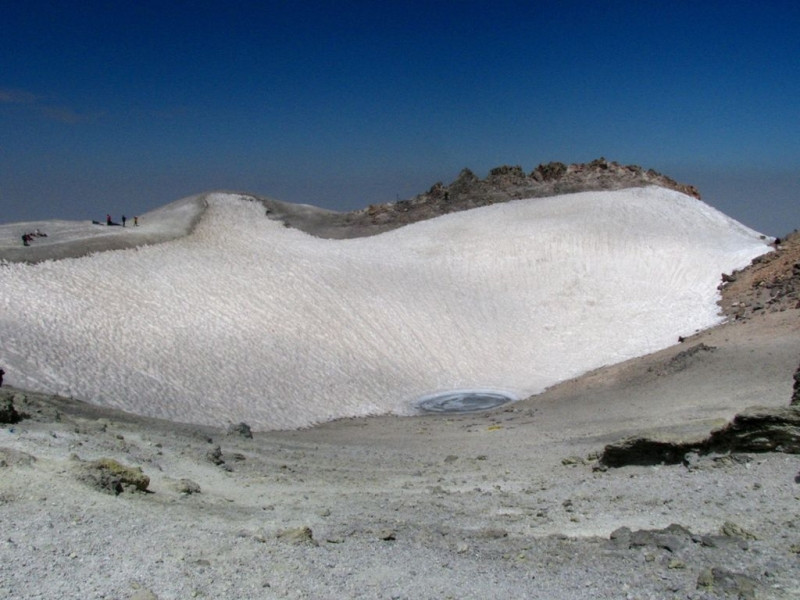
[609,524,692,552]
[720,520,758,541]
[76,457,150,495]
[699,534,749,551]
[656,343,717,375]
[226,422,253,439]
[696,567,758,599]
[0,392,27,424]
[129,589,158,600]
[476,528,508,539]
[206,445,225,466]
[0,447,37,468]
[719,229,800,321]
[174,478,201,495]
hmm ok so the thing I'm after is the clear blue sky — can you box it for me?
[1,1,798,235]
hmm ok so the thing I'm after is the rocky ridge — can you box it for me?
[363,158,700,229]
[264,158,702,239]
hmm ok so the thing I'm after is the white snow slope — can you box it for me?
[0,188,771,430]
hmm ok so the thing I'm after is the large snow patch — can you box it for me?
[0,188,770,429]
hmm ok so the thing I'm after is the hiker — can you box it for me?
[122,215,127,227]
[0,368,5,387]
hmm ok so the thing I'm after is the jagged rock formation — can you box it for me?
[264,158,702,239]
[599,405,800,468]
[352,158,699,231]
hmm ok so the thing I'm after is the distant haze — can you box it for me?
[1,2,798,236]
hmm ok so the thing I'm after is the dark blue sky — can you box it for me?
[1,1,798,235]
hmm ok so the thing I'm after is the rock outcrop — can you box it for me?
[793,361,800,405]
[0,391,27,424]
[75,457,150,495]
[718,229,800,321]
[599,404,800,467]
[263,158,702,239]
[354,158,700,231]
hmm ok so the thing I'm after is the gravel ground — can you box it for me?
[2,310,799,599]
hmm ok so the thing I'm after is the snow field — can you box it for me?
[0,188,770,429]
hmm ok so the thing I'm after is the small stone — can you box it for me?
[697,568,714,589]
[175,479,201,495]
[477,528,508,539]
[721,520,758,541]
[276,526,316,545]
[0,393,25,424]
[697,567,758,599]
[206,445,225,466]
[226,422,253,439]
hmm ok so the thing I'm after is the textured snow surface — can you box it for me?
[0,188,771,429]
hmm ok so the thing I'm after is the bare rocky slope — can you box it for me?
[261,158,702,239]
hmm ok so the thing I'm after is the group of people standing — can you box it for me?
[21,229,47,246]
[106,214,138,227]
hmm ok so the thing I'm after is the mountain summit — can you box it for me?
[0,185,770,430]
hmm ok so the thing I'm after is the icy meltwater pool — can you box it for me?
[417,390,515,413]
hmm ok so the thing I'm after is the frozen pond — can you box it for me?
[417,390,515,413]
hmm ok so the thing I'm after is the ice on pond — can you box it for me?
[417,390,515,413]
